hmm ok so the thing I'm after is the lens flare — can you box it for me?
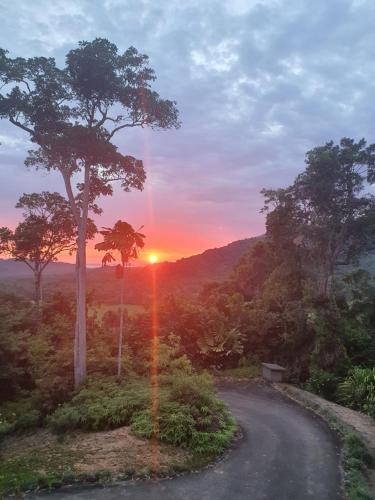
[150,263,159,477]
[149,254,158,264]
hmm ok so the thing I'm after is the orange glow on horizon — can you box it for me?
[148,254,158,264]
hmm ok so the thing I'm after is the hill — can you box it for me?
[0,259,75,278]
[0,236,262,304]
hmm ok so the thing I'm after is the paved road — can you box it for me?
[31,381,343,500]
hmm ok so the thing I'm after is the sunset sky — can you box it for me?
[1,0,375,264]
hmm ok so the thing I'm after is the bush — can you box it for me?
[344,433,374,468]
[48,378,150,433]
[306,369,339,400]
[338,368,375,419]
[47,372,235,457]
[130,410,153,439]
[15,410,40,431]
[0,399,41,436]
[158,402,195,445]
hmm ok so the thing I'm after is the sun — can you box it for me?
[148,254,159,264]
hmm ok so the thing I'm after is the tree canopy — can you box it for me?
[0,38,180,387]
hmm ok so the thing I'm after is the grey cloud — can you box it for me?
[1,0,375,258]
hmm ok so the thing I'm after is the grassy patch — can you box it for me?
[213,365,260,380]
[343,433,374,500]
[0,444,78,496]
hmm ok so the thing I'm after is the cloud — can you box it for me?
[1,0,375,262]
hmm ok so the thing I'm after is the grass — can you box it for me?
[89,304,145,320]
[343,433,374,500]
[0,445,79,495]
[213,365,260,380]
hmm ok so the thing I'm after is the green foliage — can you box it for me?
[232,241,274,300]
[343,433,374,500]
[47,372,235,456]
[214,365,260,379]
[158,404,195,445]
[339,368,375,418]
[0,293,35,401]
[47,378,150,432]
[0,399,41,436]
[130,410,154,439]
[0,446,79,497]
[306,369,339,400]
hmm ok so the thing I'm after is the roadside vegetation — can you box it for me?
[0,292,235,496]
[343,432,374,500]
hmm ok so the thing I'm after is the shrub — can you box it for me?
[47,406,81,433]
[0,399,41,436]
[344,433,374,468]
[158,403,195,445]
[338,368,375,419]
[306,369,339,400]
[168,373,214,407]
[47,372,235,457]
[130,410,153,439]
[48,378,151,433]
[15,410,40,431]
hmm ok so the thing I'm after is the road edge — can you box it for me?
[273,383,375,500]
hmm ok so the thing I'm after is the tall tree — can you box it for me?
[95,220,145,378]
[0,192,81,305]
[0,39,179,388]
[263,138,375,297]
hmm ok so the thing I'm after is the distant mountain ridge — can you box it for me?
[0,236,262,303]
[0,259,75,278]
[2,237,375,304]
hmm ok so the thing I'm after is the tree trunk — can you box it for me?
[74,251,80,389]
[73,165,90,390]
[74,228,87,389]
[117,262,125,378]
[34,268,42,306]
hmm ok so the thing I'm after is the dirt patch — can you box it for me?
[1,426,190,476]
[68,427,190,474]
[0,429,57,459]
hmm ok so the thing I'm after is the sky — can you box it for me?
[1,0,375,265]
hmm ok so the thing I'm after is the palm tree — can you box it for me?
[95,220,145,378]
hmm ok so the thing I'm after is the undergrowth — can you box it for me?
[47,373,235,457]
[343,433,374,500]
[0,372,235,497]
[213,365,260,380]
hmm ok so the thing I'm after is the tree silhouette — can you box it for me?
[95,220,145,378]
[0,39,179,388]
[262,138,375,297]
[0,192,86,305]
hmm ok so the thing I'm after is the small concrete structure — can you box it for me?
[262,363,286,382]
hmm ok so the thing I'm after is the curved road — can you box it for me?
[31,381,343,500]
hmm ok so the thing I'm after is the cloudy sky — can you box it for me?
[1,0,375,264]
